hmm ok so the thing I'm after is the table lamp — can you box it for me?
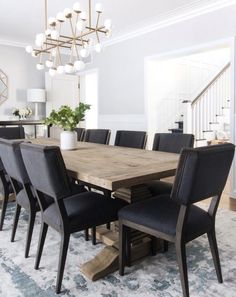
[27,89,46,119]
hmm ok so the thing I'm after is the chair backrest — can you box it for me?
[0,127,25,139]
[75,128,85,141]
[171,144,235,205]
[114,130,147,149]
[152,133,194,153]
[84,129,110,145]
[20,143,72,200]
[0,139,30,184]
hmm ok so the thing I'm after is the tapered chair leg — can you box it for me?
[56,233,70,294]
[35,223,48,270]
[25,210,36,258]
[92,227,96,245]
[175,241,189,297]
[163,240,169,252]
[84,229,89,241]
[126,227,131,267]
[119,221,127,276]
[0,191,9,231]
[151,236,157,256]
[207,230,223,283]
[11,204,21,242]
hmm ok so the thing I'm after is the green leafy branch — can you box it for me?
[45,103,91,131]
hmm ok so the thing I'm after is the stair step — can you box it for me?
[203,130,214,133]
[195,138,207,141]
[216,114,224,117]
[175,121,183,129]
[222,107,230,109]
[209,122,219,125]
[168,128,183,133]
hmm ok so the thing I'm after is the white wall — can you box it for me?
[0,45,44,119]
[86,5,236,124]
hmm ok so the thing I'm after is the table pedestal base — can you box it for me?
[80,184,164,280]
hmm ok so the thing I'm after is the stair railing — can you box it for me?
[182,62,230,142]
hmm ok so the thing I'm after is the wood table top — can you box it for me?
[31,138,179,191]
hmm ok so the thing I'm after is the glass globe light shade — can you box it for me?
[104,19,112,30]
[45,59,53,68]
[80,48,89,58]
[76,20,85,31]
[74,60,85,71]
[49,67,57,76]
[35,39,43,47]
[36,63,44,70]
[63,8,72,18]
[48,17,57,26]
[31,51,37,57]
[80,11,87,20]
[73,2,81,12]
[95,43,102,53]
[35,33,46,47]
[51,49,57,57]
[51,30,59,40]
[25,45,33,53]
[57,65,65,74]
[45,29,51,36]
[65,63,74,73]
[88,38,94,46]
[56,12,65,22]
[106,29,112,37]
[95,3,103,12]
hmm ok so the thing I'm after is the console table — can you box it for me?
[0,120,49,138]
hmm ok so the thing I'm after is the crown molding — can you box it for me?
[1,0,236,50]
[0,38,27,48]
[104,0,236,47]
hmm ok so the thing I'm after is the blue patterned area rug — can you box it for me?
[0,203,236,297]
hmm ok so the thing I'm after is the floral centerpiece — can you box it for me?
[45,103,90,150]
[12,107,32,120]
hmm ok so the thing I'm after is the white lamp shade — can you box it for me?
[27,89,46,103]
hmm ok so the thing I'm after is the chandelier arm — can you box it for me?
[44,0,48,30]
[96,12,101,29]
[89,0,92,28]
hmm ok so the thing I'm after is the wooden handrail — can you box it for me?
[191,62,231,106]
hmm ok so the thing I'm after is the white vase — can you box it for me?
[60,131,77,150]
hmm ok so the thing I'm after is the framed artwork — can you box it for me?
[0,69,8,105]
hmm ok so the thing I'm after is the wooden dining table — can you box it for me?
[31,138,180,279]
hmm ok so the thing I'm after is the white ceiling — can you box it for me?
[0,0,233,45]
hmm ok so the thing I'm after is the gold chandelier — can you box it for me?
[25,0,112,76]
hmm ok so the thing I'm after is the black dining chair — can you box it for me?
[0,126,25,139]
[119,143,235,297]
[84,129,111,145]
[114,130,147,149]
[146,133,194,196]
[0,127,25,230]
[74,127,85,141]
[20,142,127,293]
[0,139,40,258]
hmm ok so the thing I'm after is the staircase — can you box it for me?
[169,62,231,146]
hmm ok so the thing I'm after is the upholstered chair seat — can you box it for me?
[43,191,127,233]
[119,195,213,242]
